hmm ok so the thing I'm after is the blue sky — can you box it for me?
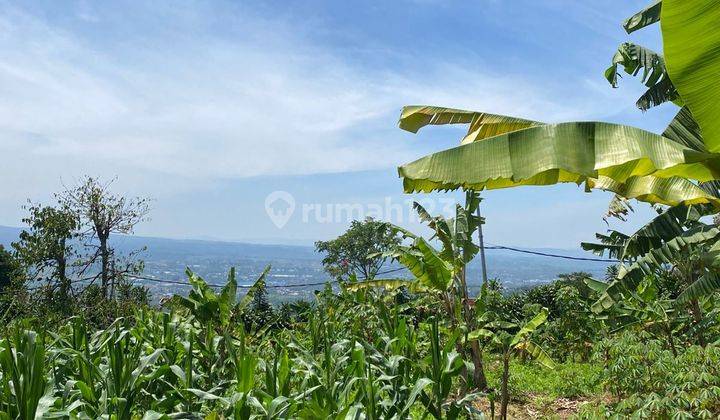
[0,0,680,247]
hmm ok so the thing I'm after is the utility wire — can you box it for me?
[375,267,405,276]
[486,243,620,263]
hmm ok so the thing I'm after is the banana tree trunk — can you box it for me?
[477,205,488,285]
[500,352,510,420]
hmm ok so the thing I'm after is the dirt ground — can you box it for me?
[472,394,601,419]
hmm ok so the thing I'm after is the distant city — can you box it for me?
[0,225,614,302]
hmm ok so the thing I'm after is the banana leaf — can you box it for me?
[515,341,556,369]
[662,106,708,152]
[511,308,548,347]
[399,106,541,144]
[592,225,720,312]
[605,42,679,110]
[676,271,720,305]
[343,279,425,293]
[662,0,720,152]
[588,176,720,208]
[399,122,720,194]
[623,0,662,33]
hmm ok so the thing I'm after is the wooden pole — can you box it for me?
[477,204,488,285]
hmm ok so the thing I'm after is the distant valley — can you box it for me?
[0,225,613,301]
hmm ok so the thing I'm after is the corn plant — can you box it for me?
[0,329,54,420]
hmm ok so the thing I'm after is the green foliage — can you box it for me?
[315,218,399,280]
[12,202,78,306]
[587,332,720,418]
[485,360,602,400]
[0,329,52,420]
[0,246,21,292]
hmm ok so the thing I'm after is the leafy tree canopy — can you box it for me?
[315,218,400,280]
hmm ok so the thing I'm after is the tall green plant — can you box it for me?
[468,308,555,420]
[0,329,53,420]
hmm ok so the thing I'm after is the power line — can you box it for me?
[375,267,405,275]
[485,244,620,263]
[127,274,339,289]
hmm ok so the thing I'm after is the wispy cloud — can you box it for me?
[0,1,660,241]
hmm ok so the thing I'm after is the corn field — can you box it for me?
[0,270,486,419]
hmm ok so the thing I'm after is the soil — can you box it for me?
[472,394,603,419]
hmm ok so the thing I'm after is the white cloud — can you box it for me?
[0,1,641,232]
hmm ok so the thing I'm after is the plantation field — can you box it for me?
[2,268,720,419]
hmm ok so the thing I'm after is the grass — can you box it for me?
[477,358,604,418]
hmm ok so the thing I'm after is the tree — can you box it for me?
[59,177,150,299]
[0,245,21,292]
[315,218,400,281]
[242,280,274,333]
[12,203,78,304]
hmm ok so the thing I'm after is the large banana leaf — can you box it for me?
[662,0,720,153]
[618,225,720,279]
[620,205,707,257]
[394,238,454,292]
[399,106,541,144]
[398,107,720,208]
[588,176,720,208]
[399,121,719,193]
[592,225,720,312]
[676,271,720,305]
[662,106,708,152]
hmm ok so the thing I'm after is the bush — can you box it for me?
[589,332,720,418]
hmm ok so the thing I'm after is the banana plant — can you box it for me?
[177,266,271,330]
[582,1,720,343]
[468,308,555,420]
[347,192,490,389]
[399,0,720,197]
[397,106,720,207]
